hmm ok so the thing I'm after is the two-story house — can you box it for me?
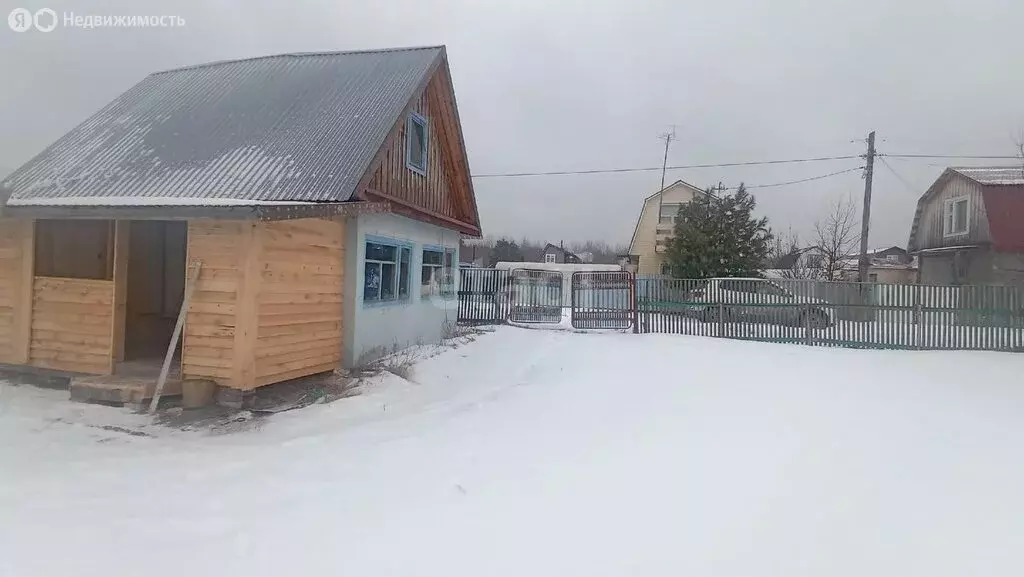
[907,167,1024,285]
[627,180,705,275]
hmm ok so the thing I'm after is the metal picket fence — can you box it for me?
[458,269,1024,352]
[636,276,1024,351]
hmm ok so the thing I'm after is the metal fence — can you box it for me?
[457,270,1024,352]
[637,277,1024,351]
[570,271,635,330]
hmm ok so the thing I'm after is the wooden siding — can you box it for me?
[28,276,114,374]
[365,66,475,231]
[915,174,992,250]
[182,221,245,384]
[629,183,700,276]
[254,218,344,388]
[0,221,33,364]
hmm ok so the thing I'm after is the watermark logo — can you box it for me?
[8,7,56,32]
[8,8,185,32]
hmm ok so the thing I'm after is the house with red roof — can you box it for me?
[907,167,1024,285]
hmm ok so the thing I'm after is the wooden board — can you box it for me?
[0,220,33,364]
[252,218,345,386]
[181,221,244,385]
[28,276,115,374]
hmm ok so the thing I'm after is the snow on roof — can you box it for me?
[4,196,309,207]
[953,167,1024,185]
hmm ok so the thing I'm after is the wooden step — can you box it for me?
[70,375,183,405]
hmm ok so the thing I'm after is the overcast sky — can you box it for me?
[2,0,1022,249]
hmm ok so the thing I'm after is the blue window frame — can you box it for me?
[364,236,411,304]
[406,111,428,175]
[421,245,456,298]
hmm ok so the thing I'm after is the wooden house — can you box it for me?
[0,46,480,401]
[907,167,1024,285]
[626,180,705,275]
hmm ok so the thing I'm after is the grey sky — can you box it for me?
[2,0,1022,249]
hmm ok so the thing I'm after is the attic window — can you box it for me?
[406,111,428,175]
[943,196,969,236]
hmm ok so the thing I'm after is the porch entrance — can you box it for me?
[123,221,187,367]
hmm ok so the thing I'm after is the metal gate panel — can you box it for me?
[571,271,635,329]
[508,268,563,323]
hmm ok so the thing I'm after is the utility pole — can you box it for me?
[656,126,676,218]
[857,131,876,283]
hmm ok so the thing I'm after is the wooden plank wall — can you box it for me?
[0,221,31,363]
[254,218,344,388]
[182,221,244,384]
[28,277,114,374]
[366,68,467,222]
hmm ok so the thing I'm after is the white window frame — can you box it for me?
[421,246,455,299]
[544,253,557,263]
[658,203,680,225]
[364,238,411,305]
[886,254,900,263]
[406,111,428,176]
[943,196,970,237]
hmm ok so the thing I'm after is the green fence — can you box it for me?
[636,277,1024,351]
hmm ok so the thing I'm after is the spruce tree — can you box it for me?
[664,184,772,278]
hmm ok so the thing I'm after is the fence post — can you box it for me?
[914,284,923,350]
[804,303,812,346]
[717,302,724,337]
[631,275,639,334]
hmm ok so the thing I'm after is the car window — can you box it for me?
[719,280,756,294]
[757,282,788,297]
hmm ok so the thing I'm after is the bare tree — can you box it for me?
[813,197,860,281]
[765,229,822,279]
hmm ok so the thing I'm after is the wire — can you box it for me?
[470,154,862,178]
[725,166,865,190]
[881,153,1019,160]
[877,157,919,194]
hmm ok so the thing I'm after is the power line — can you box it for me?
[881,153,1019,160]
[470,154,862,178]
[878,156,919,194]
[720,166,864,190]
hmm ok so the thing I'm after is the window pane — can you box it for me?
[444,250,453,267]
[954,200,968,232]
[423,249,443,266]
[408,116,427,169]
[364,262,381,301]
[659,204,680,218]
[366,242,397,262]
[380,263,396,300]
[421,265,435,286]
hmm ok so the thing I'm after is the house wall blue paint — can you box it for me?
[342,212,460,366]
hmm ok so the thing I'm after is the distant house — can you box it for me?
[542,243,582,264]
[0,46,481,400]
[907,167,1024,285]
[835,246,916,284]
[627,180,706,275]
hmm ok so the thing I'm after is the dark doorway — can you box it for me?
[123,221,187,362]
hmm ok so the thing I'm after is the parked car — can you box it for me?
[686,278,834,328]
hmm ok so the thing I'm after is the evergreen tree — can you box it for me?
[488,238,524,266]
[664,184,772,278]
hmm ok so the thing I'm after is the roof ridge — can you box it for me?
[151,45,445,76]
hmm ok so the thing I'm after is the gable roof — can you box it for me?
[628,179,707,252]
[2,46,445,208]
[543,242,581,261]
[908,166,1024,252]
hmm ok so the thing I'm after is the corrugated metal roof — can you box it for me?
[952,166,1024,185]
[1,46,443,205]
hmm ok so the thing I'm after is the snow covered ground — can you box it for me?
[3,327,1024,576]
